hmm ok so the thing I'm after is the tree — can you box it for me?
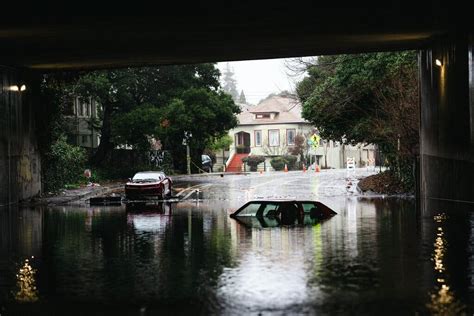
[71,64,227,166]
[221,63,239,101]
[288,134,306,166]
[153,88,240,173]
[238,90,247,103]
[209,134,233,165]
[296,51,419,189]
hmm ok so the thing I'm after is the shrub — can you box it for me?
[270,156,286,171]
[242,155,266,171]
[282,155,297,170]
[43,135,87,192]
[270,155,298,171]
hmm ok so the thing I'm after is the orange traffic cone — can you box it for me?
[303,164,306,172]
[315,164,320,172]
[284,164,288,172]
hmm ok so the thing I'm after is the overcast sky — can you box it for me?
[217,58,307,105]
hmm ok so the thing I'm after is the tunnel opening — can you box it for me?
[17,51,420,198]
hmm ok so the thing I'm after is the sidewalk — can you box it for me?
[27,182,125,206]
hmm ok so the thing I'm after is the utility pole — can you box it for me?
[186,143,191,175]
[183,131,192,175]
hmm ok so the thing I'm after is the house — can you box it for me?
[63,96,101,148]
[217,94,376,172]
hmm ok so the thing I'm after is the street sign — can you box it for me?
[310,134,320,149]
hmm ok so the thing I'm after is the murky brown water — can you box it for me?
[0,197,472,315]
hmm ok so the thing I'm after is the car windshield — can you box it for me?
[233,202,262,216]
[132,173,163,183]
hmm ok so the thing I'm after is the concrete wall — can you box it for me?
[419,34,474,204]
[0,67,41,206]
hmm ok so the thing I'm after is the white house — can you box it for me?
[216,94,376,172]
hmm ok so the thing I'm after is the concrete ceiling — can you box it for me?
[0,4,466,70]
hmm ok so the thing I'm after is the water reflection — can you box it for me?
[125,201,173,214]
[0,198,472,315]
[219,198,421,314]
[15,257,38,302]
[426,213,466,315]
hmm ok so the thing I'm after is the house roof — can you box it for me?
[237,95,310,125]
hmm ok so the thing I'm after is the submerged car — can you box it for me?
[125,171,172,200]
[230,200,336,226]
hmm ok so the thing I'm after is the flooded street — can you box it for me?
[1,170,473,315]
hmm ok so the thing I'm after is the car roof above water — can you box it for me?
[230,199,337,217]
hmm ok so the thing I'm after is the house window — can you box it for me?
[255,130,262,146]
[82,102,88,117]
[77,98,83,116]
[287,129,296,145]
[256,113,271,119]
[269,129,279,147]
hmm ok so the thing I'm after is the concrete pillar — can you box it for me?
[0,67,41,207]
[419,33,474,205]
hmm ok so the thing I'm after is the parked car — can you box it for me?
[202,154,213,172]
[125,171,172,200]
[229,200,336,226]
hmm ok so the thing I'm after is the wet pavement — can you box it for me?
[0,169,473,315]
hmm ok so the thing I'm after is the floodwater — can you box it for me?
[1,196,473,315]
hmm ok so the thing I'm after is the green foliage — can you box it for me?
[270,155,297,171]
[297,51,419,192]
[155,88,240,173]
[112,104,162,152]
[209,134,233,152]
[38,72,82,158]
[270,157,286,171]
[40,63,240,177]
[69,64,239,172]
[43,135,87,192]
[242,155,266,171]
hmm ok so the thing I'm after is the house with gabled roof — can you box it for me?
[216,93,375,172]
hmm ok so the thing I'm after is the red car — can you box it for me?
[125,171,172,200]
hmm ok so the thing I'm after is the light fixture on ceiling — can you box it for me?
[435,59,442,67]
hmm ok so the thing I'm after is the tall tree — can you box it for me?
[238,90,247,103]
[221,63,239,101]
[70,64,239,169]
[297,51,419,187]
